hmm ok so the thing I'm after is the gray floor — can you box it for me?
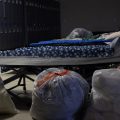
[0,71,36,120]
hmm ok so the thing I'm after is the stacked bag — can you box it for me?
[30,68,89,120]
[0,77,17,114]
[84,68,120,120]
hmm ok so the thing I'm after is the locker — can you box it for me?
[0,0,3,18]
[0,0,60,50]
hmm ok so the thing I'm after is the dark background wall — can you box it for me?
[1,0,120,50]
[0,0,60,50]
[60,0,120,37]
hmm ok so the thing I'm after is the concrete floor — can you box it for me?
[0,71,36,120]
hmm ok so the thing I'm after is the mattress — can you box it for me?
[0,45,113,58]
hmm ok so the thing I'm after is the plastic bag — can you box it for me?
[66,28,93,39]
[0,77,17,114]
[84,68,120,120]
[30,68,89,120]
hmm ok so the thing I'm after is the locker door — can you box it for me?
[0,0,3,18]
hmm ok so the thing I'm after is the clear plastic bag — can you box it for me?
[30,68,89,120]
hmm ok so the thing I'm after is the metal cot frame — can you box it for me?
[0,56,120,97]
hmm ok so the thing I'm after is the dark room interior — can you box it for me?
[0,0,120,120]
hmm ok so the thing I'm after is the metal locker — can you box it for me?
[0,0,3,18]
[0,0,61,50]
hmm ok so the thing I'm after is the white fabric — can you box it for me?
[98,31,120,40]
[104,31,120,40]
[0,77,17,114]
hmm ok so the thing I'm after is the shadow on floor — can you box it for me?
[0,90,33,120]
[11,90,32,110]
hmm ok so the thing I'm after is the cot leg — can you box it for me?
[23,76,27,94]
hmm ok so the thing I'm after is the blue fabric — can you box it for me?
[0,45,113,58]
[30,39,112,47]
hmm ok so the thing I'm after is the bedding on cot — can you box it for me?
[0,45,113,58]
[29,39,112,46]
[0,28,119,58]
